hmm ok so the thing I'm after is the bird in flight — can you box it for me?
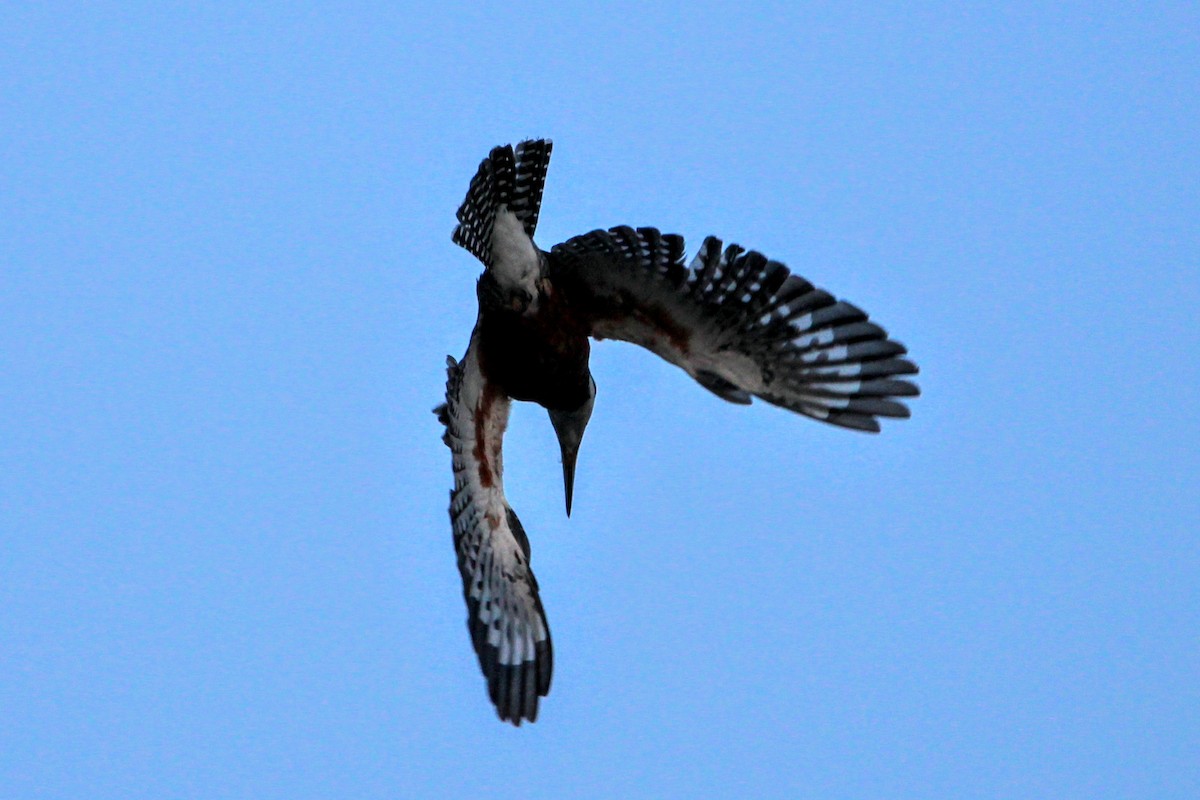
[437,140,919,724]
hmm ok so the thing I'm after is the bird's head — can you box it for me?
[547,376,596,517]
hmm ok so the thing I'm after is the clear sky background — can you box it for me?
[2,3,1197,798]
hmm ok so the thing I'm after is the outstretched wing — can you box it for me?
[436,338,553,724]
[551,227,919,432]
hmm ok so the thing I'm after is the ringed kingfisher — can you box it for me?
[437,140,919,724]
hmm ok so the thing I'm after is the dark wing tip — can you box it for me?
[465,609,553,726]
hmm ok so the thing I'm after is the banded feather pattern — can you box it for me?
[551,227,919,431]
[437,344,553,725]
[442,140,920,724]
[451,140,553,267]
[512,139,553,237]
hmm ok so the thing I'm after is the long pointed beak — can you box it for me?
[559,441,579,517]
[548,392,594,518]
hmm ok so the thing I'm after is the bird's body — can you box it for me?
[475,269,592,412]
[439,140,919,724]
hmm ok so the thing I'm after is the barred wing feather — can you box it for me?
[551,226,919,432]
[437,341,552,724]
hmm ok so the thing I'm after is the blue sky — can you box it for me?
[2,3,1197,798]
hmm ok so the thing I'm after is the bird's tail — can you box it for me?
[452,140,553,268]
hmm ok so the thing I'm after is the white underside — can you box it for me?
[490,207,541,300]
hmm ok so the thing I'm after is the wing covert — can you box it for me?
[550,227,919,432]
